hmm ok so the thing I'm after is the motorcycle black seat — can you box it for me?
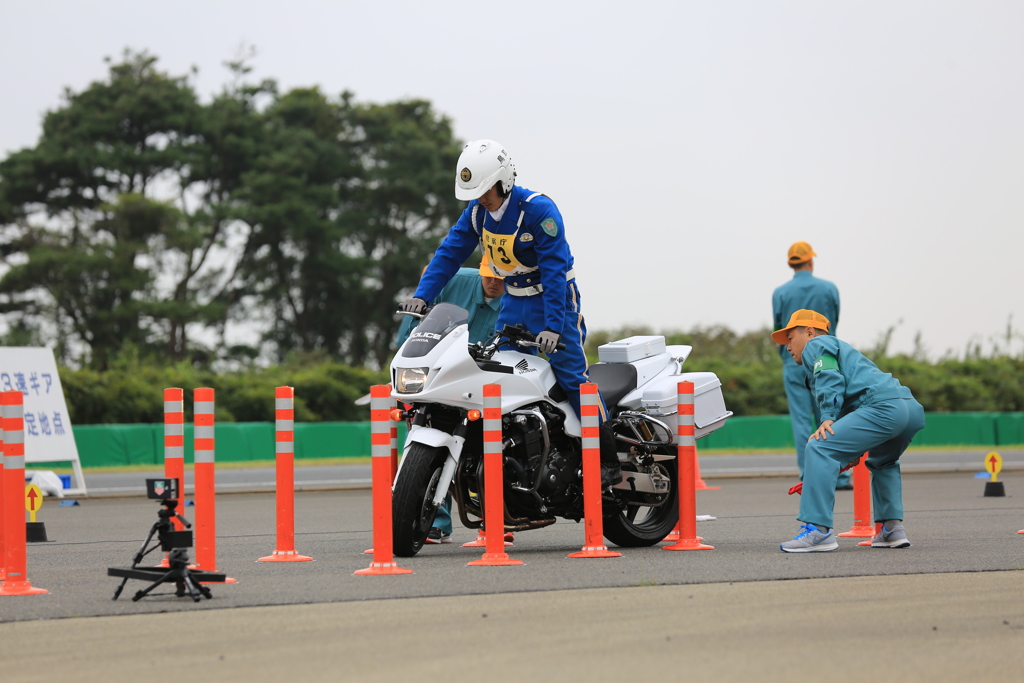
[586,362,637,409]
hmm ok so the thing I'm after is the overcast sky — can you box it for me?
[2,1,1022,359]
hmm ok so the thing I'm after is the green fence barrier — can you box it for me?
[69,412,1022,468]
[70,422,408,468]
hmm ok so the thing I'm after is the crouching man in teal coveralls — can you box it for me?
[772,310,926,553]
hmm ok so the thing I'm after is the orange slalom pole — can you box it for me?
[0,411,5,583]
[259,387,312,562]
[164,388,186,533]
[468,383,522,567]
[568,383,621,559]
[355,385,412,575]
[0,390,47,596]
[390,409,399,482]
[193,388,236,582]
[838,454,874,538]
[665,381,713,551]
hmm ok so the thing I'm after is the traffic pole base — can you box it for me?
[354,562,413,576]
[663,522,703,543]
[858,539,873,546]
[462,532,511,548]
[568,545,622,559]
[467,553,523,566]
[694,480,720,491]
[258,551,313,563]
[838,525,876,538]
[0,581,48,596]
[1019,530,1024,535]
[664,538,714,551]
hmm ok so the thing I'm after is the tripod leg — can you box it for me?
[131,568,177,602]
[181,574,203,602]
[113,577,130,601]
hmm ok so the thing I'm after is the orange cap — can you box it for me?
[787,241,816,265]
[479,254,504,279]
[771,309,831,344]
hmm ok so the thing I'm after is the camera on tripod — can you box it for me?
[108,477,225,602]
[143,478,193,551]
[146,477,178,500]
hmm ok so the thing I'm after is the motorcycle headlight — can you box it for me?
[395,367,429,394]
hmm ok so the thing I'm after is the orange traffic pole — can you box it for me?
[192,388,235,582]
[569,383,621,559]
[0,409,5,583]
[838,454,874,538]
[0,390,47,596]
[159,388,186,568]
[164,388,186,533]
[355,385,412,575]
[390,410,399,482]
[468,383,523,567]
[665,381,713,551]
[260,386,313,562]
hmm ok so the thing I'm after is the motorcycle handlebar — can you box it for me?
[395,309,426,320]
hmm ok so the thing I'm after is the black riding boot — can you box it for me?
[599,423,622,488]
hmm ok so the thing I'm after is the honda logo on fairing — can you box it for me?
[515,359,536,374]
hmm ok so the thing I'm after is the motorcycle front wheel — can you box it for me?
[602,460,680,547]
[392,442,448,557]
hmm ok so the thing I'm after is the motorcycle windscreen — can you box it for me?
[400,302,470,358]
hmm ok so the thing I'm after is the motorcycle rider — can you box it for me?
[400,139,622,487]
[772,310,925,553]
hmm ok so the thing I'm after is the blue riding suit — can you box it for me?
[772,270,843,483]
[414,184,593,419]
[396,268,502,536]
[797,336,925,530]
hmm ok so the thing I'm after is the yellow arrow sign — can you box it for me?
[25,484,43,523]
[985,451,1003,482]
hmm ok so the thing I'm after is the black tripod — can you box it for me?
[109,498,225,602]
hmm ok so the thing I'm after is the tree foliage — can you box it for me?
[586,324,1024,417]
[0,51,461,369]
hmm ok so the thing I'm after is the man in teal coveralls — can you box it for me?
[772,241,850,489]
[395,256,504,544]
[772,310,925,553]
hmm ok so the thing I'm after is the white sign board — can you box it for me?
[0,347,86,496]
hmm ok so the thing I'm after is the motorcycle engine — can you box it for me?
[502,404,581,511]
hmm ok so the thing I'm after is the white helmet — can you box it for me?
[454,139,516,201]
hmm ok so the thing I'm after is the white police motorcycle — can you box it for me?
[390,303,732,556]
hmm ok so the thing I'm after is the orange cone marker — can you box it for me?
[838,454,874,538]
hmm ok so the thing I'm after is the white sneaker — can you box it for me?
[781,524,839,553]
[871,524,910,548]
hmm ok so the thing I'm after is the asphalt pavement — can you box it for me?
[76,447,1024,497]
[3,453,1024,682]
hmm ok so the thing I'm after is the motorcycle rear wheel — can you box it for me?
[602,460,680,547]
[392,443,448,557]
